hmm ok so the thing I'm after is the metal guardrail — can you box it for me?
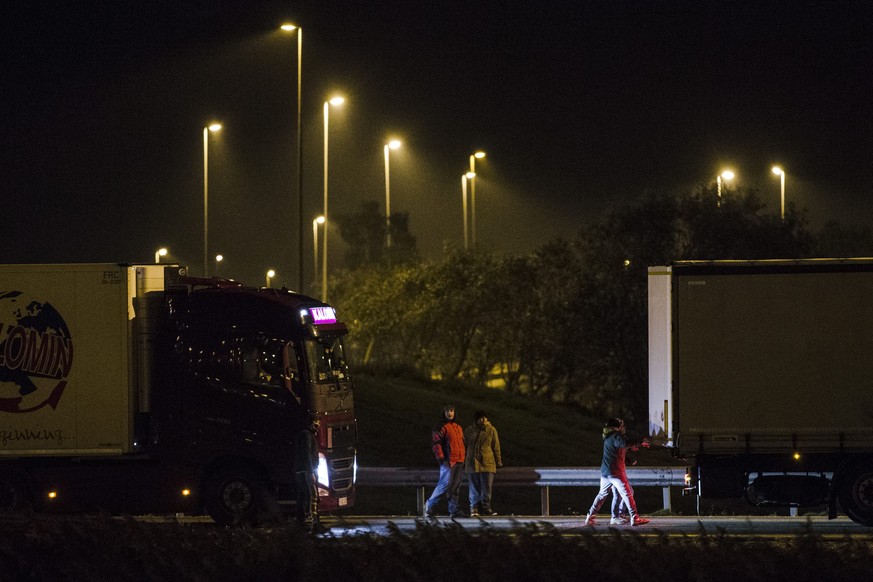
[356,466,686,516]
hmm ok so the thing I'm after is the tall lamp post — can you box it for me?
[461,172,475,250]
[772,166,786,221]
[384,139,401,248]
[716,169,734,207]
[312,216,325,289]
[266,269,276,288]
[280,23,304,292]
[468,151,485,246]
[155,247,168,264]
[203,122,222,276]
[322,96,344,302]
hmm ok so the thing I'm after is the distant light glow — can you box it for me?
[215,254,223,262]
[181,488,191,497]
[793,452,801,460]
[48,491,57,499]
[329,96,345,106]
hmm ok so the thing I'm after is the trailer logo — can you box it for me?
[0,291,73,413]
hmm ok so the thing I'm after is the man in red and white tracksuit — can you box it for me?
[424,404,466,518]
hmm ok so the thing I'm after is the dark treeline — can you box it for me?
[332,186,873,422]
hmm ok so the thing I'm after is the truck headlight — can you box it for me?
[317,453,329,487]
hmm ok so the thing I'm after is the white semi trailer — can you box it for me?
[649,259,873,525]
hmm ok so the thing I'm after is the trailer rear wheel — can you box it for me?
[0,472,31,513]
[205,466,274,527]
[839,461,873,526]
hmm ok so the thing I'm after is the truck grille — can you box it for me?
[330,456,354,493]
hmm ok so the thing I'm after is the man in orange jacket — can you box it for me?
[424,404,467,518]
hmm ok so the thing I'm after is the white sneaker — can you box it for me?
[582,513,596,525]
[609,517,629,525]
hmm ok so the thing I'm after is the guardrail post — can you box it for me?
[541,486,550,516]
[662,486,671,512]
[417,486,426,516]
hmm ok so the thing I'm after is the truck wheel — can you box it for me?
[839,461,873,526]
[205,466,273,527]
[0,472,31,513]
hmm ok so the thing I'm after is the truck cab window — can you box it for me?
[239,336,286,388]
[305,336,350,383]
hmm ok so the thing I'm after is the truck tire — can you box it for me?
[204,466,274,527]
[839,461,873,526]
[0,472,31,513]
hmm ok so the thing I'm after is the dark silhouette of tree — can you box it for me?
[335,201,417,269]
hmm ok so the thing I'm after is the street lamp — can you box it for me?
[155,247,168,264]
[280,23,304,292]
[266,269,276,288]
[215,254,223,276]
[462,172,475,250]
[716,169,734,207]
[468,151,485,246]
[312,216,325,290]
[323,96,344,302]
[384,139,401,248]
[203,122,222,277]
[772,166,786,220]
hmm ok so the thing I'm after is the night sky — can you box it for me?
[2,1,872,290]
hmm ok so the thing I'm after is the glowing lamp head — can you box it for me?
[157,248,168,257]
[474,151,486,159]
[793,452,801,461]
[772,166,784,176]
[47,491,58,500]
[267,269,276,278]
[280,23,298,32]
[388,139,401,150]
[315,215,325,225]
[465,172,476,179]
[207,123,222,133]
[181,488,191,497]
[329,96,345,106]
[720,170,735,181]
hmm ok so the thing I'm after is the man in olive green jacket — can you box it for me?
[464,410,502,516]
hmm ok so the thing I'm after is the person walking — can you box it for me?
[293,412,326,533]
[464,410,502,516]
[583,417,650,526]
[425,404,466,518]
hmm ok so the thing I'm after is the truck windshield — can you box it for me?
[305,336,350,383]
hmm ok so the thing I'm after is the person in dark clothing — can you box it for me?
[424,404,467,518]
[583,417,650,526]
[294,412,323,532]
